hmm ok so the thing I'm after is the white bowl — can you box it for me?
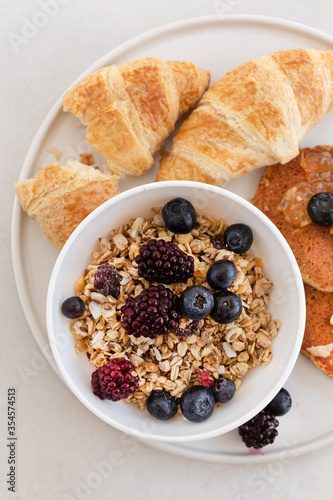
[47,181,305,443]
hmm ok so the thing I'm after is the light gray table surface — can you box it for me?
[2,1,333,499]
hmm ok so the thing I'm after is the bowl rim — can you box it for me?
[46,180,306,442]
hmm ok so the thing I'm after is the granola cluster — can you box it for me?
[70,208,279,410]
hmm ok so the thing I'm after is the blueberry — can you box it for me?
[180,385,215,422]
[206,260,238,290]
[211,291,242,324]
[265,388,292,417]
[307,192,333,226]
[223,223,253,253]
[179,285,214,320]
[162,198,197,234]
[213,377,236,403]
[146,390,178,421]
[61,296,86,319]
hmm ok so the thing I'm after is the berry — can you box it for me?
[210,236,228,250]
[162,198,197,234]
[91,359,139,402]
[135,239,194,285]
[146,390,178,420]
[94,262,121,297]
[238,409,279,449]
[197,371,214,389]
[206,260,238,290]
[307,192,333,226]
[173,320,200,338]
[212,377,236,403]
[265,388,292,416]
[62,296,85,319]
[179,385,215,422]
[121,284,181,338]
[223,223,253,253]
[211,291,242,324]
[179,285,214,320]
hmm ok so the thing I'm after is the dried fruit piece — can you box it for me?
[197,371,214,389]
[93,262,121,297]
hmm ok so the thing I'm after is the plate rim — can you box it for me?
[11,13,333,461]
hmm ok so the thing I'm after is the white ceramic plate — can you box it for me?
[12,14,333,461]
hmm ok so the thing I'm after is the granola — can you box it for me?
[70,208,279,410]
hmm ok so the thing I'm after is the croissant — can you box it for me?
[15,160,119,250]
[63,58,210,177]
[156,49,333,185]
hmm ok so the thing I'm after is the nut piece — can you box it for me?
[127,217,146,239]
[159,360,170,372]
[177,341,188,357]
[113,233,128,251]
[90,292,107,304]
[256,331,271,348]
[307,343,333,358]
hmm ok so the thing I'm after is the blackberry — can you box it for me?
[121,284,181,338]
[135,239,194,284]
[93,262,121,297]
[238,409,279,449]
[91,359,139,402]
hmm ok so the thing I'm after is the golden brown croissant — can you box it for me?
[15,160,119,250]
[63,58,210,177]
[156,49,333,185]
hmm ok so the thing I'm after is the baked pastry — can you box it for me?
[15,160,119,250]
[63,58,210,177]
[157,49,333,185]
[252,146,333,292]
[301,284,333,377]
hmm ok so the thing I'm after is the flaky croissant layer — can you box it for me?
[15,161,119,250]
[156,49,333,186]
[63,58,210,177]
